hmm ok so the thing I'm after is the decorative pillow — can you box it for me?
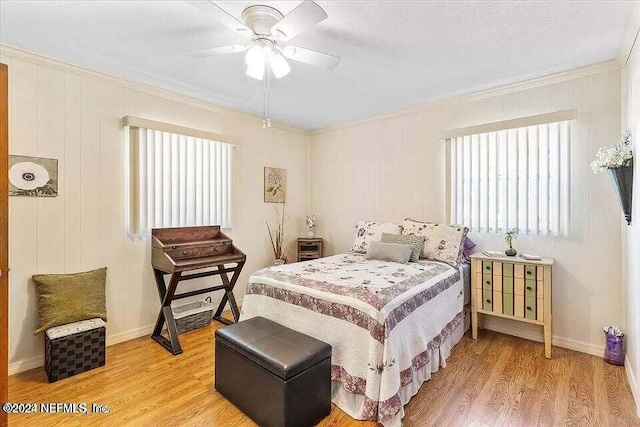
[381,232,425,262]
[401,218,469,268]
[365,241,412,264]
[32,267,108,335]
[462,237,477,264]
[351,221,401,253]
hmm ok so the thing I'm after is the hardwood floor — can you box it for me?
[8,320,639,427]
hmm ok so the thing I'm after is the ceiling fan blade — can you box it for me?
[186,1,254,37]
[282,45,340,70]
[187,44,249,58]
[270,0,327,41]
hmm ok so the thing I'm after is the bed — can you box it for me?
[240,252,470,426]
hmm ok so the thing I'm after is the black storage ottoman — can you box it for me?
[45,318,106,383]
[215,316,332,427]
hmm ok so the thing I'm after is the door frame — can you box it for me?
[1,62,9,427]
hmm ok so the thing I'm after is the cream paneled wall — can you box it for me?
[310,65,624,355]
[1,48,309,373]
[621,4,640,409]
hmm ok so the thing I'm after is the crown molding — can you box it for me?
[311,59,621,135]
[0,44,309,137]
[0,45,621,138]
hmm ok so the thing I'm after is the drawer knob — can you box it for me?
[527,271,532,275]
[486,299,491,303]
[526,286,532,291]
[485,266,490,270]
[214,247,219,251]
[182,251,187,256]
[526,306,532,311]
[486,280,490,285]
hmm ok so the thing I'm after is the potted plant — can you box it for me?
[267,202,288,265]
[591,130,634,225]
[504,228,519,256]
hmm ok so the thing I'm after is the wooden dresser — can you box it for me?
[297,238,323,262]
[470,253,554,358]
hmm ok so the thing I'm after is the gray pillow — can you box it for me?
[381,232,425,262]
[365,241,413,264]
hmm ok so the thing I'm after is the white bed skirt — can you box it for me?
[331,317,466,427]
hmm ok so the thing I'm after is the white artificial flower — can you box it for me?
[9,161,50,190]
[591,131,633,173]
[306,215,316,228]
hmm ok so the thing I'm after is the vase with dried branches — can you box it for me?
[267,202,288,265]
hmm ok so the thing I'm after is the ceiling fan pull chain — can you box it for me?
[267,69,272,128]
[262,66,268,130]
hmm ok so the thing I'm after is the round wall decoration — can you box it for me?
[8,155,58,197]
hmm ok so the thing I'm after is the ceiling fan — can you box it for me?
[187,0,340,81]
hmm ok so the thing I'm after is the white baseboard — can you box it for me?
[8,298,245,376]
[625,355,640,418]
[482,317,604,357]
[8,355,43,376]
[9,324,155,376]
[105,324,155,347]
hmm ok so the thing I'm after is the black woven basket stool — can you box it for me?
[45,318,106,383]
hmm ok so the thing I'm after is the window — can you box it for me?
[124,116,234,235]
[446,111,574,236]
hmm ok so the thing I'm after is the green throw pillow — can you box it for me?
[32,267,107,335]
[381,232,425,262]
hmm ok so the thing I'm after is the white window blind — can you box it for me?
[126,118,234,235]
[447,118,572,236]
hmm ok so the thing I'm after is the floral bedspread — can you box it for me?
[241,252,464,425]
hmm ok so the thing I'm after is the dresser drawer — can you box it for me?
[492,275,503,293]
[514,278,525,295]
[503,293,514,316]
[298,243,321,253]
[537,281,544,299]
[525,279,537,298]
[514,295,525,317]
[503,263,514,277]
[477,274,492,290]
[483,289,493,311]
[525,296,537,320]
[537,298,544,321]
[166,242,230,260]
[525,264,536,279]
[503,276,514,294]
[493,262,502,276]
[515,264,525,279]
[492,291,502,313]
[482,261,493,275]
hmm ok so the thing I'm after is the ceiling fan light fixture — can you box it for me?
[270,52,291,79]
[246,62,265,80]
[245,43,266,67]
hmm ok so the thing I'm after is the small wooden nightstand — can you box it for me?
[471,253,554,358]
[297,238,323,262]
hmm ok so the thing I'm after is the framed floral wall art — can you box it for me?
[264,167,287,203]
[8,155,58,197]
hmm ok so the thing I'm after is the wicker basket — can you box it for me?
[173,297,214,334]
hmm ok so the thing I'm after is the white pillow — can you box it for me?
[401,218,469,268]
[351,221,401,253]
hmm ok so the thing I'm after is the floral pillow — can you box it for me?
[401,218,469,268]
[351,221,401,253]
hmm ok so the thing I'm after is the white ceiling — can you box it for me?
[0,1,633,130]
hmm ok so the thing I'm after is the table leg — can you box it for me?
[213,262,244,325]
[151,271,183,355]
